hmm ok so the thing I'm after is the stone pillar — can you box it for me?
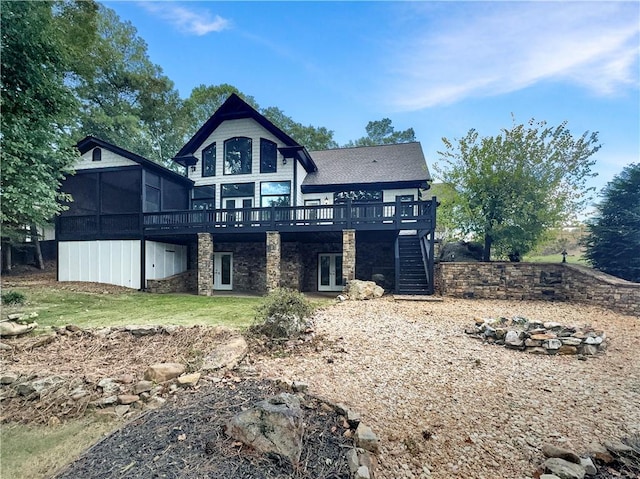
[343,229,356,285]
[197,233,214,296]
[266,231,281,291]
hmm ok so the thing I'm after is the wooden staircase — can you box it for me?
[396,234,430,295]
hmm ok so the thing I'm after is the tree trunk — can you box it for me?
[2,242,12,272]
[30,224,45,270]
[483,234,492,262]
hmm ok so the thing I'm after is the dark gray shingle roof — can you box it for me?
[303,142,430,189]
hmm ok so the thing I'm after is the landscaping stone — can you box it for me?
[542,444,581,464]
[144,363,185,382]
[177,373,201,387]
[355,465,371,479]
[355,423,379,453]
[118,394,140,405]
[0,373,19,385]
[201,336,248,371]
[0,320,38,337]
[579,457,596,475]
[466,316,608,357]
[125,325,159,336]
[344,280,384,300]
[97,378,121,394]
[589,442,614,463]
[544,458,586,479]
[226,393,304,465]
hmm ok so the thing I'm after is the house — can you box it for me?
[56,94,437,294]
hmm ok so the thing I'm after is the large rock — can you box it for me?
[144,363,185,383]
[542,444,581,464]
[202,336,248,371]
[355,423,379,453]
[0,321,37,337]
[226,393,304,465]
[345,280,384,300]
[544,458,586,479]
[439,241,484,262]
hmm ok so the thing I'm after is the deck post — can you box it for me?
[266,231,281,291]
[342,229,356,286]
[197,232,214,296]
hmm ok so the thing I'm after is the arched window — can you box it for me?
[92,148,102,162]
[202,143,216,177]
[260,138,277,173]
[224,137,252,175]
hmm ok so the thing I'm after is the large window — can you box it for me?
[192,185,215,210]
[224,137,252,175]
[92,148,101,162]
[202,143,216,177]
[260,138,277,173]
[261,181,291,207]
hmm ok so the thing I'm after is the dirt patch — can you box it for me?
[0,326,236,423]
[53,379,353,479]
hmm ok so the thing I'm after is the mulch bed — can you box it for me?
[54,378,353,479]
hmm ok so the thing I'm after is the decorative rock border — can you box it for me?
[465,316,608,357]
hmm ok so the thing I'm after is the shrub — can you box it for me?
[253,288,314,339]
[1,291,26,305]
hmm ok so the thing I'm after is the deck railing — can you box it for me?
[57,199,436,238]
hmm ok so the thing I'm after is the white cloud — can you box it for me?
[387,2,640,110]
[139,2,229,36]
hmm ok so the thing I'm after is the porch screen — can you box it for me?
[60,173,98,215]
[101,170,141,213]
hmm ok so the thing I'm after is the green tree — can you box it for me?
[73,5,184,168]
[1,1,88,243]
[261,106,337,151]
[436,118,600,261]
[583,163,640,282]
[344,118,415,147]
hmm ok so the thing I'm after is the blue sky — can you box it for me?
[105,1,639,201]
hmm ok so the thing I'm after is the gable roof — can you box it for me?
[76,136,193,186]
[301,142,431,193]
[174,93,317,173]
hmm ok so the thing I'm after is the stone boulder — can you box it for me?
[226,393,304,465]
[144,363,185,383]
[0,321,37,337]
[439,241,484,262]
[345,280,384,300]
[201,335,248,371]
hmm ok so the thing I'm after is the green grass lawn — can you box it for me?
[523,253,589,265]
[3,288,266,330]
[0,417,122,479]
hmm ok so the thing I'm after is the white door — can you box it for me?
[318,253,344,291]
[214,253,233,290]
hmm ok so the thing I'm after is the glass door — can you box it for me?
[214,253,233,290]
[318,253,344,291]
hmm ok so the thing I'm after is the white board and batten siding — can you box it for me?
[75,148,137,170]
[59,240,142,289]
[145,241,188,282]
[58,240,188,289]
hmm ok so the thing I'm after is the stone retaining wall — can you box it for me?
[146,270,196,294]
[437,262,639,316]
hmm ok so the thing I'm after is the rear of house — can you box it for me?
[56,94,437,295]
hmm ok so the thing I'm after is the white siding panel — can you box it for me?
[145,241,187,283]
[58,240,141,289]
[383,188,421,202]
[75,148,138,170]
[188,118,296,208]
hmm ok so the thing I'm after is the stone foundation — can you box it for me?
[146,271,196,294]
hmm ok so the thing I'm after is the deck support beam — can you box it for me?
[197,232,214,296]
[342,229,356,286]
[266,231,281,291]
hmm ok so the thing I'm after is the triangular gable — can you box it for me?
[76,136,193,186]
[174,94,317,173]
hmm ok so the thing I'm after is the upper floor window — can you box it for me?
[202,143,216,177]
[92,148,102,162]
[224,137,252,175]
[260,138,277,173]
[260,181,290,207]
[192,185,215,210]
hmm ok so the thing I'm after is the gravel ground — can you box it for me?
[255,297,640,479]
